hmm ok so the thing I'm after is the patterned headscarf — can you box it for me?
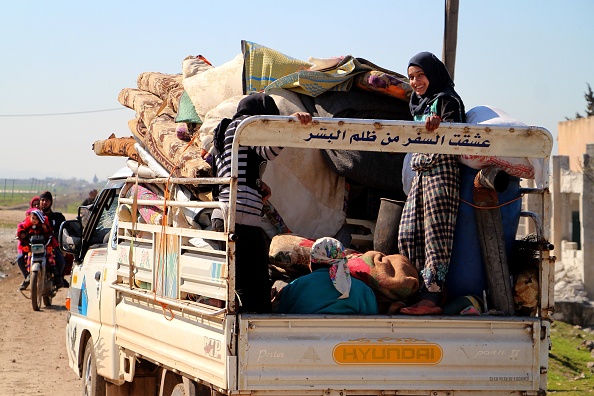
[310,237,351,299]
[30,209,45,224]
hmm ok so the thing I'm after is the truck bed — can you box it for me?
[238,315,544,394]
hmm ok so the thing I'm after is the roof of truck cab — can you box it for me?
[108,167,133,180]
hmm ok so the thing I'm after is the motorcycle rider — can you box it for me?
[16,209,57,290]
[39,191,66,288]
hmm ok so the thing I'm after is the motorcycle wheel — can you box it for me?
[43,273,53,307]
[82,339,106,396]
[30,271,42,311]
[43,293,53,307]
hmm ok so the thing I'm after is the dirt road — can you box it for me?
[0,210,81,396]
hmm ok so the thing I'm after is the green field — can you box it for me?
[0,177,104,214]
[548,320,594,394]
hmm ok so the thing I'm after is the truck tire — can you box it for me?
[30,271,42,311]
[82,339,106,396]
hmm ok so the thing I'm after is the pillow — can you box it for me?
[175,91,202,124]
[182,55,213,79]
[460,105,539,181]
[123,185,164,225]
[199,95,246,137]
[183,53,244,121]
[268,234,359,278]
[347,251,419,303]
[354,70,412,102]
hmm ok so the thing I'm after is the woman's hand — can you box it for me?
[291,112,312,125]
[425,114,441,132]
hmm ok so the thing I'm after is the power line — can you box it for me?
[0,108,127,117]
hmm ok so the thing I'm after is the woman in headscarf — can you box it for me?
[398,52,466,315]
[276,237,378,314]
[211,93,311,313]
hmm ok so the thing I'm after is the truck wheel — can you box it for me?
[170,383,186,396]
[82,339,106,396]
[30,271,41,311]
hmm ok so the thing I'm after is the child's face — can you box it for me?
[32,200,40,209]
[408,65,429,96]
[30,213,40,225]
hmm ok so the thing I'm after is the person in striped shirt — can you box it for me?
[211,93,311,313]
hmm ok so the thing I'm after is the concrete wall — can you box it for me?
[558,116,594,172]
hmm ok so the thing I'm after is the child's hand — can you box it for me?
[425,114,441,132]
[258,180,272,204]
[291,112,312,125]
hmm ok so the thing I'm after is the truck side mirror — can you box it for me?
[59,220,83,254]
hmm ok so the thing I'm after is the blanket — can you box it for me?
[242,40,312,94]
[265,56,409,99]
[269,234,419,303]
[118,88,163,135]
[92,133,142,163]
[143,103,211,178]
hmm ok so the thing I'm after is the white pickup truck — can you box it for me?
[60,117,554,396]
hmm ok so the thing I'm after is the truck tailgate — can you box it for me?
[238,315,542,393]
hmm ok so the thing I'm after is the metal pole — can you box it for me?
[443,0,460,81]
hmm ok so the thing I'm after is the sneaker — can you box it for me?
[19,279,30,291]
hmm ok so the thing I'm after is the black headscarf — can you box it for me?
[214,93,280,153]
[408,52,465,121]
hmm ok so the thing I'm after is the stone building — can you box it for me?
[550,116,594,325]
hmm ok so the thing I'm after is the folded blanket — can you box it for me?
[144,103,211,178]
[118,88,163,134]
[242,40,312,94]
[265,56,404,98]
[137,72,183,102]
[127,118,147,141]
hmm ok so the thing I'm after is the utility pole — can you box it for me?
[443,0,460,81]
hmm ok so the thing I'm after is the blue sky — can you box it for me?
[1,0,593,181]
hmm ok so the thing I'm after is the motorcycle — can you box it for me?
[28,234,57,311]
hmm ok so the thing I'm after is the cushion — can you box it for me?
[175,91,202,124]
[123,184,164,225]
[347,251,419,303]
[182,55,214,79]
[354,70,412,102]
[269,234,360,278]
[460,105,542,182]
[183,53,244,121]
